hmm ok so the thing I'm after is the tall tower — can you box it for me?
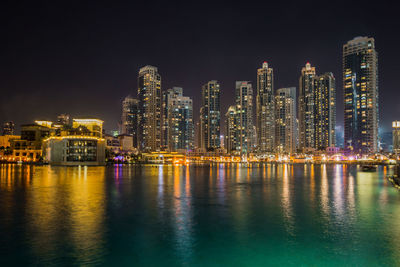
[314,73,336,150]
[298,62,316,152]
[121,96,139,147]
[225,105,238,154]
[163,87,194,152]
[2,121,15,135]
[343,37,378,154]
[393,121,400,155]
[256,62,274,153]
[235,81,254,154]
[275,87,297,154]
[200,80,221,150]
[138,65,162,152]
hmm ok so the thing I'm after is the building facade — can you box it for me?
[225,105,238,154]
[2,121,15,136]
[298,62,316,152]
[393,121,400,154]
[235,81,254,155]
[138,65,162,152]
[10,123,53,162]
[43,119,105,165]
[163,87,194,152]
[314,72,336,150]
[256,62,275,153]
[275,87,297,154]
[121,96,139,147]
[343,36,378,154]
[200,80,221,150]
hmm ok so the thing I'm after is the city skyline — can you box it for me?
[1,1,399,134]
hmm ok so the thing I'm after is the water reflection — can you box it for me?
[1,163,400,266]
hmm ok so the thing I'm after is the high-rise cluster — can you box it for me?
[121,66,194,154]
[118,36,378,156]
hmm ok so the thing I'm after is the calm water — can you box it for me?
[0,163,400,266]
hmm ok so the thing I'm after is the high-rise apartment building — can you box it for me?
[138,65,162,152]
[256,62,275,153]
[298,62,316,151]
[343,36,378,154]
[225,105,238,154]
[200,80,221,150]
[235,81,254,154]
[393,121,400,154]
[275,87,297,154]
[121,96,139,147]
[2,121,15,135]
[162,87,194,152]
[314,73,336,150]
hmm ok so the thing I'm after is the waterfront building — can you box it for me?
[104,134,120,154]
[10,122,54,162]
[225,105,238,154]
[2,121,15,135]
[200,80,221,150]
[138,65,162,152]
[393,121,400,154]
[275,87,297,154]
[256,62,275,153]
[314,72,336,150]
[235,81,254,155]
[43,119,105,165]
[343,36,378,154]
[163,87,194,152]
[298,62,316,152]
[121,96,139,147]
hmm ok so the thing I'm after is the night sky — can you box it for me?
[2,0,399,134]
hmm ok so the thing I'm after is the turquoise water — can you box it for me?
[0,163,399,266]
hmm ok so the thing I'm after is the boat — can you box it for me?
[360,164,377,172]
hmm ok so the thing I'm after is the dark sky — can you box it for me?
[1,0,399,134]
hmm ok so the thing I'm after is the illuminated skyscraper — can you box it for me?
[393,121,400,154]
[162,87,194,152]
[314,73,336,150]
[256,62,274,153]
[275,87,297,154]
[225,105,238,154]
[298,62,316,151]
[121,96,139,147]
[1,121,15,135]
[200,80,221,150]
[138,65,162,152]
[343,36,378,154]
[235,81,254,154]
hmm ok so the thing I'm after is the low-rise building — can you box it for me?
[10,123,53,162]
[43,118,106,165]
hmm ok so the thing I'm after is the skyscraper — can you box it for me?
[314,73,336,150]
[162,87,183,150]
[200,80,221,150]
[235,81,254,154]
[256,62,275,153]
[1,121,15,136]
[298,62,316,152]
[343,36,378,154]
[138,65,162,152]
[393,121,400,154]
[162,87,194,152]
[121,96,139,147]
[225,105,238,154]
[275,87,297,154]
